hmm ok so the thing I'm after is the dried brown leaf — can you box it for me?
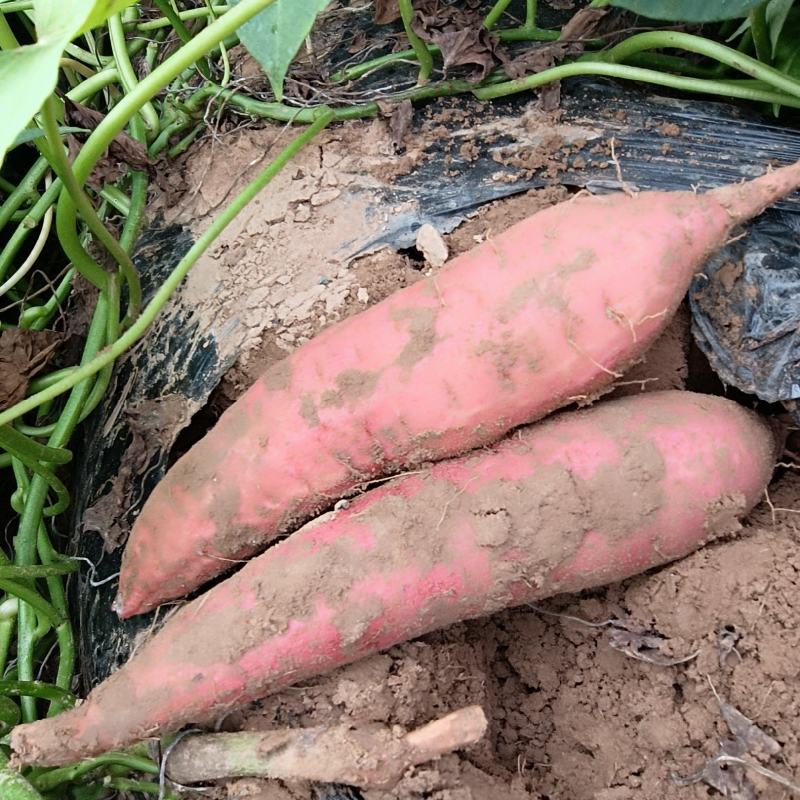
[64,97,150,183]
[672,753,756,800]
[605,614,698,666]
[559,6,608,43]
[388,99,414,150]
[539,81,562,112]
[411,0,452,35]
[492,6,607,110]
[373,0,400,24]
[0,329,62,411]
[347,29,368,54]
[63,96,106,130]
[498,44,558,80]
[671,695,791,799]
[430,26,499,82]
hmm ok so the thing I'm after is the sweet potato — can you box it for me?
[116,160,800,617]
[14,391,776,765]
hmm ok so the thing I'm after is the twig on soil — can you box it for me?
[724,230,749,246]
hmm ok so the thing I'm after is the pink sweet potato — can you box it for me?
[15,391,776,765]
[117,162,800,617]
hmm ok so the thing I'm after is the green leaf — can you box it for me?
[0,0,137,167]
[231,0,330,101]
[607,0,765,22]
[766,0,795,56]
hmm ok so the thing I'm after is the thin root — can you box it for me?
[567,337,623,378]
[609,137,635,197]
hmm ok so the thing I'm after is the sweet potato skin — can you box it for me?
[118,188,734,616]
[16,391,776,766]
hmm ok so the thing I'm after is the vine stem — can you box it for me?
[13,299,107,721]
[0,581,63,629]
[0,179,61,284]
[398,0,433,83]
[135,4,229,30]
[185,76,479,123]
[526,0,537,29]
[29,753,158,792]
[473,59,800,107]
[0,680,74,703]
[67,0,278,186]
[0,175,53,297]
[0,769,45,800]
[107,14,159,135]
[42,96,143,320]
[484,0,512,29]
[0,159,49,234]
[49,0,278,340]
[599,31,800,99]
[0,563,77,579]
[0,110,334,432]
